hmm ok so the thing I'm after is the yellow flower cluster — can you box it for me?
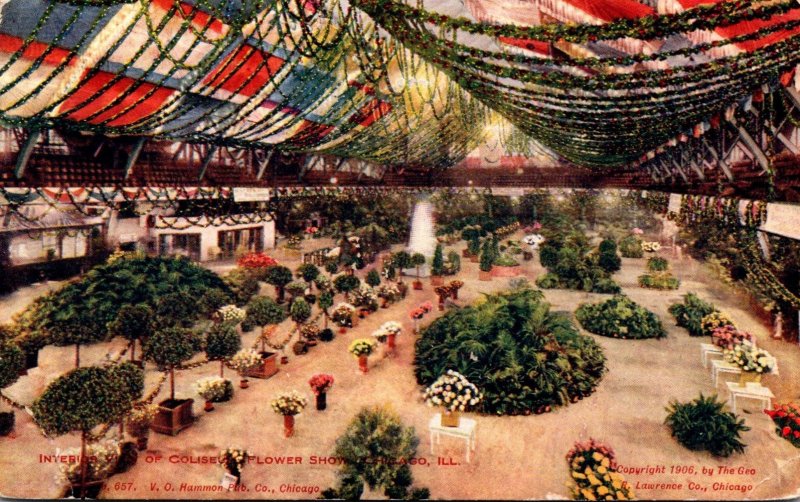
[568,452,635,501]
[348,338,377,357]
[270,390,308,416]
[219,447,248,473]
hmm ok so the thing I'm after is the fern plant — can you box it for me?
[665,394,749,457]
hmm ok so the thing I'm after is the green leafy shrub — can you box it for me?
[665,394,749,457]
[431,244,445,276]
[143,327,199,400]
[196,289,232,318]
[290,298,312,324]
[576,295,666,340]
[668,293,717,336]
[334,274,361,293]
[205,323,241,377]
[638,272,680,290]
[536,237,621,294]
[223,269,260,306]
[296,263,320,283]
[0,340,24,390]
[415,288,606,415]
[597,239,621,274]
[244,296,286,328]
[535,272,560,289]
[647,257,669,272]
[619,235,643,258]
[322,405,429,500]
[366,269,381,287]
[444,250,461,275]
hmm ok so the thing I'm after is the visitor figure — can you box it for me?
[772,312,784,340]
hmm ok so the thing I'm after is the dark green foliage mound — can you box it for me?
[322,406,429,500]
[665,394,750,457]
[536,232,621,294]
[415,288,607,416]
[575,295,666,340]
[647,257,669,272]
[18,255,231,347]
[619,236,643,258]
[668,293,717,336]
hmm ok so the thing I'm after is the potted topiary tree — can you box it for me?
[243,296,285,378]
[334,274,361,296]
[49,310,107,368]
[265,265,293,304]
[285,281,308,305]
[143,327,199,435]
[391,251,412,284]
[32,363,143,498]
[366,269,381,288]
[410,253,426,290]
[325,260,339,277]
[467,233,481,263]
[290,298,312,332]
[430,244,445,286]
[107,304,153,366]
[205,323,241,378]
[296,263,320,290]
[478,240,494,281]
[0,340,24,437]
[318,290,334,331]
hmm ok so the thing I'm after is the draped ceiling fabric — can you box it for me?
[0,0,799,170]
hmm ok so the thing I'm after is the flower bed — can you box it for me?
[765,402,800,447]
[668,293,717,336]
[576,295,666,340]
[415,287,606,415]
[566,439,634,501]
[638,271,680,290]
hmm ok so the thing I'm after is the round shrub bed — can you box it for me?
[575,295,666,340]
[415,288,607,416]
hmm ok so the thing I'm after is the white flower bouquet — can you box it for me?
[218,304,246,324]
[229,349,262,375]
[724,340,775,373]
[372,321,402,343]
[423,370,482,412]
[270,390,307,416]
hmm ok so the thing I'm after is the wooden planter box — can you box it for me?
[246,352,279,379]
[492,265,522,277]
[151,399,194,436]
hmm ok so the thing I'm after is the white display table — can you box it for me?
[711,359,741,387]
[725,382,774,414]
[428,414,477,463]
[700,343,723,368]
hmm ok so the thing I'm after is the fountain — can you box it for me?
[405,195,437,277]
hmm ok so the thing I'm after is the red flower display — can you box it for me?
[237,252,278,269]
[308,374,335,395]
[765,402,800,447]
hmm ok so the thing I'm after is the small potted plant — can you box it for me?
[423,370,482,427]
[195,377,234,412]
[434,286,452,311]
[219,447,248,486]
[448,280,464,300]
[229,349,262,389]
[332,303,356,333]
[478,240,494,281]
[270,390,307,437]
[348,339,377,374]
[308,374,334,411]
[126,404,158,451]
[60,440,121,498]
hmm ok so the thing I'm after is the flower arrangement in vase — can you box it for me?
[448,280,464,299]
[423,370,482,427]
[217,305,246,325]
[308,374,334,411]
[376,283,400,306]
[348,339,377,373]
[219,447,248,484]
[229,349,262,388]
[724,340,775,384]
[270,391,307,437]
[372,321,402,355]
[711,325,753,350]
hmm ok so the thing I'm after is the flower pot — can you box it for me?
[413,280,423,290]
[381,299,389,308]
[387,333,396,351]
[284,415,295,437]
[441,411,460,428]
[316,392,327,411]
[135,434,149,451]
[491,265,522,277]
[438,300,445,311]
[431,276,444,286]
[281,356,289,365]
[339,327,347,334]
[358,354,369,374]
[739,371,762,386]
[240,379,249,389]
[204,400,215,412]
[246,352,279,379]
[478,270,492,281]
[470,256,479,263]
[151,399,194,436]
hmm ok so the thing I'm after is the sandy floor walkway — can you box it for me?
[1,235,799,500]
